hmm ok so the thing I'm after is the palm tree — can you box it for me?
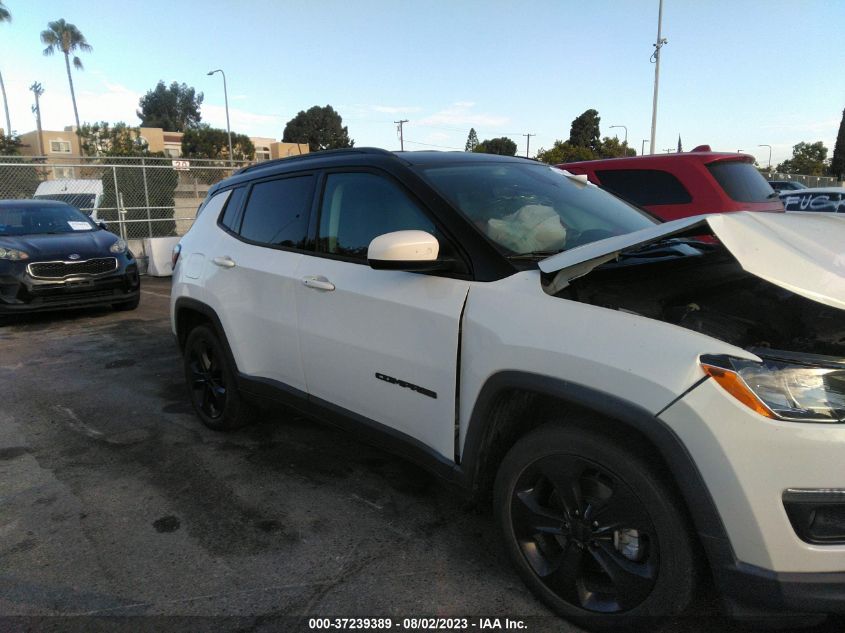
[0,2,12,137]
[40,19,92,133]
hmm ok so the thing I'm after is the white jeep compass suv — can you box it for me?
[171,148,845,630]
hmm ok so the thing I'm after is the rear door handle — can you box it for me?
[302,275,335,291]
[212,256,236,268]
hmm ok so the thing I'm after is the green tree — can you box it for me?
[569,109,601,152]
[0,132,21,154]
[535,140,595,164]
[0,2,12,137]
[77,121,148,156]
[597,136,636,158]
[41,19,92,134]
[137,81,203,132]
[465,127,479,152]
[181,124,255,161]
[830,107,845,180]
[474,136,517,156]
[0,135,41,200]
[776,141,829,176]
[282,105,353,152]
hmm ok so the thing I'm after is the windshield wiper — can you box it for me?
[617,238,708,260]
[506,250,563,261]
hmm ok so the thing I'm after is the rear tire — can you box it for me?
[183,325,254,431]
[493,423,697,631]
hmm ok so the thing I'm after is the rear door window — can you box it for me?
[239,175,314,249]
[706,162,775,203]
[595,169,692,206]
[218,186,247,231]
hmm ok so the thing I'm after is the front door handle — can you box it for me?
[302,275,335,291]
[212,256,236,268]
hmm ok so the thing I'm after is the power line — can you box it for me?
[403,139,464,151]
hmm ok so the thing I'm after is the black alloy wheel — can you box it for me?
[494,423,697,630]
[188,335,227,420]
[183,325,252,430]
[510,455,658,613]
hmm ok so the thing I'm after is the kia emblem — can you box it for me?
[68,254,80,260]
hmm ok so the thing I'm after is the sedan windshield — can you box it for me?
[0,204,96,236]
[419,163,657,256]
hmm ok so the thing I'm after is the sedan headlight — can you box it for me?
[0,246,29,260]
[701,353,845,423]
[109,238,127,254]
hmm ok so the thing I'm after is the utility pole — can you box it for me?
[30,82,44,156]
[649,0,667,155]
[641,139,649,155]
[395,119,408,151]
[523,133,535,158]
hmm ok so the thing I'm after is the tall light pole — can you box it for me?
[207,69,234,167]
[758,144,772,169]
[609,125,628,146]
[649,0,667,155]
[641,139,649,155]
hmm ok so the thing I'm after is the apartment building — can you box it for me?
[16,125,309,180]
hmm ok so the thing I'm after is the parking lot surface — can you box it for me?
[0,277,841,632]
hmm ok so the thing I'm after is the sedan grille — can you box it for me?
[28,258,118,279]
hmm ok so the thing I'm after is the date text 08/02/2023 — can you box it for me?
[308,618,528,630]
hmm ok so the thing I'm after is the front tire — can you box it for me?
[183,325,253,431]
[494,423,697,631]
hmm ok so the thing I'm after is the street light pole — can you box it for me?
[609,125,628,145]
[207,69,234,167]
[649,0,667,155]
[758,144,772,169]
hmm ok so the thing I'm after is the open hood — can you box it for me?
[539,211,845,310]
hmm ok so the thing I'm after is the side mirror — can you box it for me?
[367,230,451,272]
[97,220,108,230]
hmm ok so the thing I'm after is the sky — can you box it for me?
[2,0,843,166]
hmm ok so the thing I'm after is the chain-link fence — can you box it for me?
[0,155,256,242]
[768,172,842,188]
[0,155,259,272]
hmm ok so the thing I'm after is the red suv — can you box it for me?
[558,145,784,221]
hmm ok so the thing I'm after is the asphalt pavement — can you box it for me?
[0,277,841,633]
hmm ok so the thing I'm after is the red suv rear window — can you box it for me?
[706,162,776,203]
[594,169,692,206]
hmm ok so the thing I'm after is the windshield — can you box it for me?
[34,193,97,214]
[419,163,658,256]
[0,204,97,236]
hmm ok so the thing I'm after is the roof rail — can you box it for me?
[234,147,396,175]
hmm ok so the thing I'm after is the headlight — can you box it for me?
[109,238,127,254]
[0,246,28,260]
[701,353,845,423]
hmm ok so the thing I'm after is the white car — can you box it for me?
[33,179,104,220]
[170,149,845,630]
